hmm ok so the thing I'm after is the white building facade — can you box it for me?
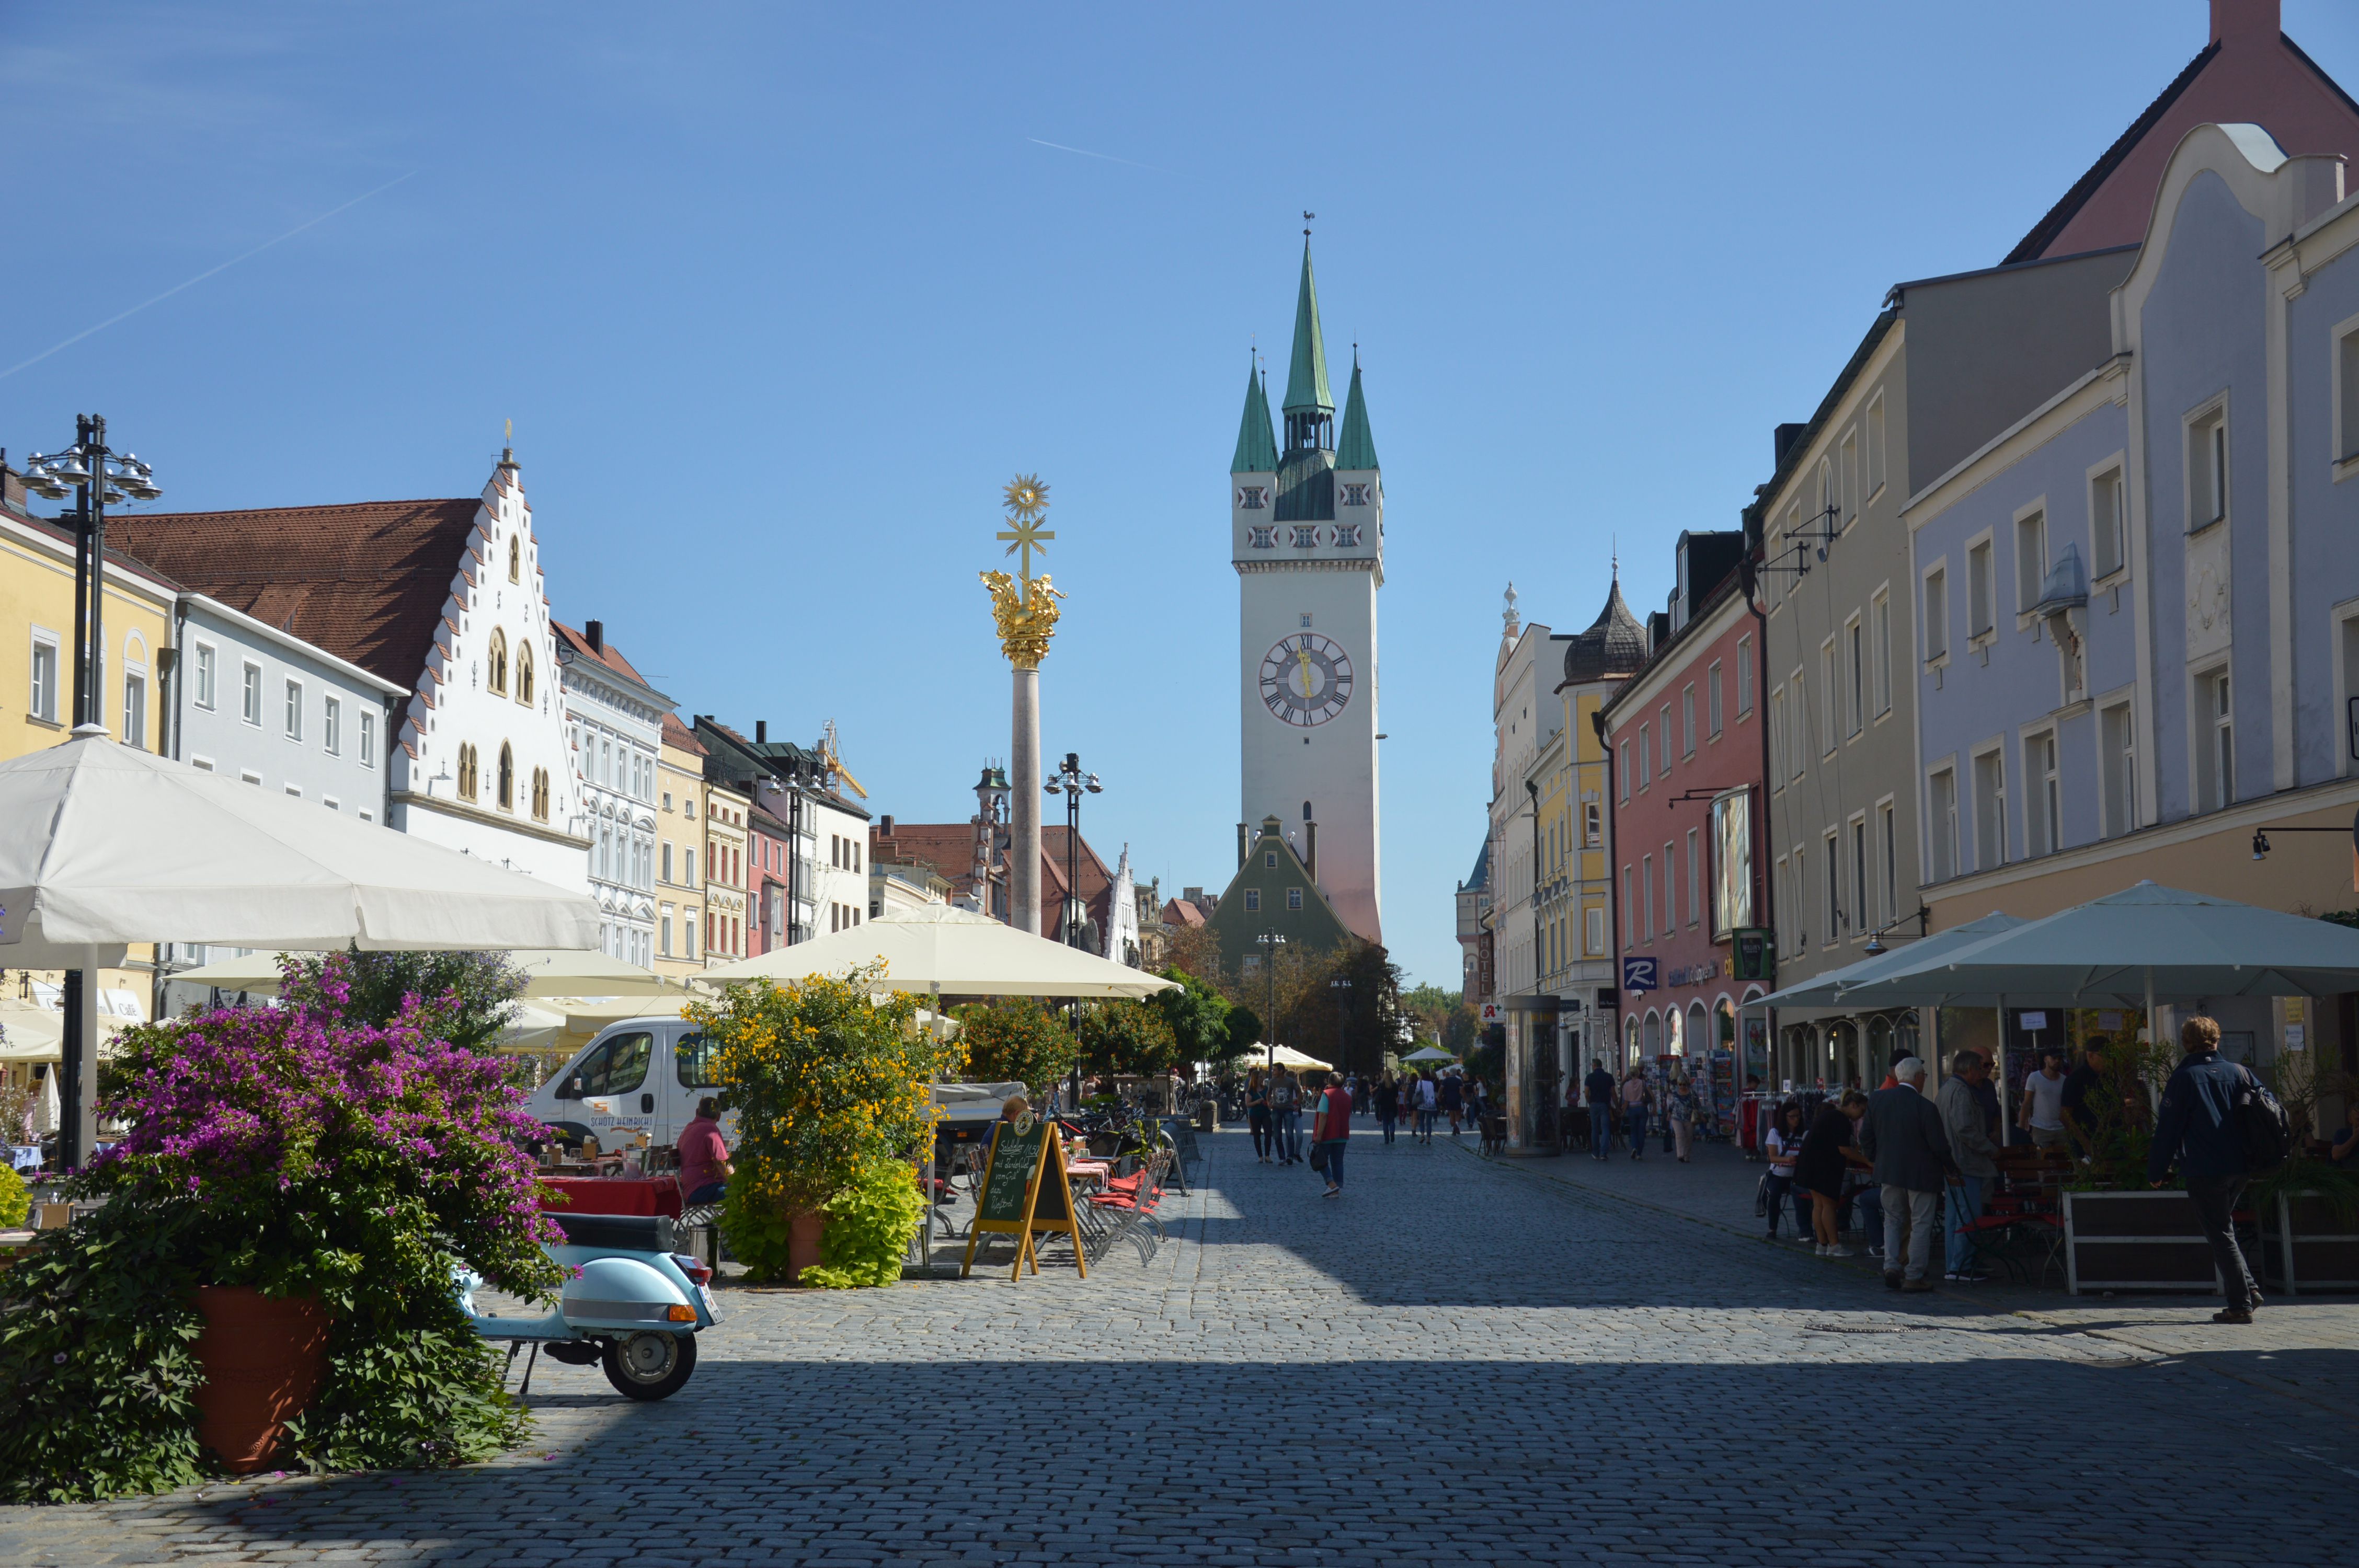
[557,620,670,966]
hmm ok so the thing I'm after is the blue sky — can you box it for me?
[6,2,2355,989]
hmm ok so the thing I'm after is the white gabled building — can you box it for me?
[112,450,591,890]
[555,619,670,965]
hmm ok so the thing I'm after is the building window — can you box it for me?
[122,672,145,749]
[1658,706,1672,775]
[1586,905,1605,956]
[1339,483,1369,507]
[458,742,479,801]
[1622,866,1634,947]
[1680,686,1696,757]
[241,769,262,786]
[1768,687,1785,787]
[1290,525,1319,549]
[1879,801,1897,926]
[685,847,696,884]
[1619,746,1630,802]
[1850,817,1868,938]
[2091,467,2127,579]
[1846,617,1864,738]
[323,795,339,811]
[1237,486,1268,509]
[2016,509,2047,614]
[192,642,217,710]
[324,696,341,756]
[1334,523,1361,546]
[1707,662,1723,737]
[1637,724,1650,787]
[2100,702,2136,838]
[1244,888,1261,912]
[1736,636,1753,717]
[517,645,535,706]
[1264,850,1277,868]
[285,784,303,799]
[191,755,214,771]
[1866,393,1887,495]
[1928,767,1958,883]
[242,662,262,726]
[1973,749,2006,871]
[2189,407,2228,528]
[284,679,303,742]
[532,766,549,822]
[487,629,508,695]
[1841,430,1859,522]
[28,633,59,723]
[1641,854,1654,940]
[1287,887,1303,910]
[1685,827,1700,927]
[509,535,522,582]
[2199,667,2234,811]
[497,742,515,811]
[1819,639,1837,752]
[1249,526,1275,549]
[663,842,674,883]
[359,711,375,768]
[1967,540,1994,639]
[1585,802,1601,847]
[1870,592,1892,717]
[1823,831,1841,944]
[661,907,673,956]
[1922,566,1949,662]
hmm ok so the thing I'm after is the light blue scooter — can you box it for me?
[456,1212,720,1400]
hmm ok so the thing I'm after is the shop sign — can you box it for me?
[1621,956,1658,994]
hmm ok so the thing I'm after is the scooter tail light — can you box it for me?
[667,1304,696,1322]
[669,1252,712,1285]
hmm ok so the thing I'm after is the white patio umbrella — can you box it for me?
[0,728,601,1153]
[696,904,1176,999]
[1401,1044,1457,1063]
[1753,913,2029,1012]
[170,948,679,999]
[1262,1043,1331,1070]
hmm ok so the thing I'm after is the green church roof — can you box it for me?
[1230,357,1278,474]
[1335,354,1378,470]
[1281,240,1333,416]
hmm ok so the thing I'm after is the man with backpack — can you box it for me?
[2148,1014,2276,1323]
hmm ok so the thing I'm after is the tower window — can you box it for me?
[1287,887,1304,910]
[1299,613,1313,628]
[1249,526,1275,549]
[1334,523,1361,546]
[1340,483,1369,506]
[1236,486,1268,510]
[1264,851,1277,868]
[1289,525,1319,549]
[1244,889,1261,911]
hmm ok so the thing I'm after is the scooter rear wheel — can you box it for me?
[601,1330,696,1400]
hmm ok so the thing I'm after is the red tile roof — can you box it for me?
[660,712,706,754]
[108,499,486,689]
[552,620,655,689]
[1162,898,1207,928]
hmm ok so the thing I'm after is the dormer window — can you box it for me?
[1289,525,1319,549]
[1340,482,1369,507]
[1236,486,1268,510]
[1334,524,1361,547]
[1249,526,1276,549]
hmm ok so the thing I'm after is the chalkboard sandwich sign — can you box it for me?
[959,1111,1088,1281]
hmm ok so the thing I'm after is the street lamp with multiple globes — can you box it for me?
[1042,751,1100,948]
[16,414,163,1168]
[1256,930,1287,1071]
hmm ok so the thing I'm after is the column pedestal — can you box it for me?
[1010,665,1041,936]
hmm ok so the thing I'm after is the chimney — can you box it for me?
[2212,0,2278,47]
[1237,822,1249,867]
[1306,820,1318,882]
[1772,422,1808,470]
[584,619,604,654]
[879,814,894,837]
[755,720,767,744]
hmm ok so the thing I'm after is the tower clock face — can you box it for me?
[1260,633,1355,727]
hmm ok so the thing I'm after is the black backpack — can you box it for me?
[2231,1066,2294,1178]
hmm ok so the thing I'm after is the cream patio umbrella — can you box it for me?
[696,904,1177,999]
[1263,1043,1332,1071]
[0,727,601,1156]
[170,948,680,999]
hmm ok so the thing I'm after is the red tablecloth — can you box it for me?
[538,1175,681,1218]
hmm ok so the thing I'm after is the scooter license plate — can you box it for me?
[698,1284,720,1320]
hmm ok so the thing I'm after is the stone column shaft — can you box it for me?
[1010,665,1041,935]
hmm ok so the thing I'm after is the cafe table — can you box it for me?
[537,1174,682,1219]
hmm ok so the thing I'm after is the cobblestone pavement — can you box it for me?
[6,1127,2357,1567]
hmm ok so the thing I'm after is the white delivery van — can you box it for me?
[523,1017,735,1151]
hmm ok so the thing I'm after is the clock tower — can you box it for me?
[1230,240,1382,946]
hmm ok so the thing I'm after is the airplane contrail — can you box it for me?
[0,169,419,383]
[1026,137,1179,176]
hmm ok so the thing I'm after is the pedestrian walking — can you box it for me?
[1375,1070,1401,1145]
[1270,1068,1303,1165]
[1859,1057,1959,1292]
[1414,1070,1438,1144]
[1761,1100,1807,1240]
[1439,1070,1464,1137]
[1585,1059,1617,1161]
[1666,1074,1697,1162]
[1794,1090,1868,1256]
[1246,1068,1276,1163]
[2019,1051,2070,1149]
[2148,1014,2262,1323]
[1939,1050,2002,1283]
[1620,1069,1648,1161]
[1312,1070,1353,1197]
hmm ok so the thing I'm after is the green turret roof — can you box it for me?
[1230,357,1279,474]
[1335,353,1378,470]
[1281,240,1333,416]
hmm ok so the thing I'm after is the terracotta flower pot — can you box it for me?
[786,1210,830,1285]
[192,1286,333,1473]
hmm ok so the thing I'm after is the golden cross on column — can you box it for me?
[998,473,1054,599]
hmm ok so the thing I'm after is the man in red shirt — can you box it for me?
[1312,1075,1353,1198]
[678,1097,734,1205]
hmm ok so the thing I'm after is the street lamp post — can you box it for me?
[17,416,163,1168]
[1042,751,1100,949]
[1329,975,1352,1077]
[1256,931,1286,1071]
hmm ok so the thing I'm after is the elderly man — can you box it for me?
[1938,1052,2001,1283]
[1860,1057,1960,1293]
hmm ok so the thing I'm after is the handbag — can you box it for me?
[1309,1142,1329,1174]
[1754,1172,1771,1218]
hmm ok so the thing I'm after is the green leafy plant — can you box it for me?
[800,1159,924,1289]
[1073,998,1180,1076]
[0,1161,27,1229]
[1150,967,1234,1064]
[954,996,1078,1092]
[692,965,958,1283]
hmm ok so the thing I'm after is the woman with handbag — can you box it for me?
[1761,1100,1806,1239]
[1794,1090,1869,1256]
[1311,1073,1353,1196]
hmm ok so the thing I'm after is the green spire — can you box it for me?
[1230,356,1278,474]
[1281,239,1333,416]
[1335,351,1378,470]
